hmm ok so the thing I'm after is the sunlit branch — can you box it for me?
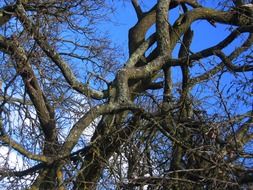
[125,33,156,68]
[63,102,139,152]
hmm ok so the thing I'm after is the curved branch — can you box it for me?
[128,5,157,55]
[188,26,253,61]
[171,7,253,48]
[128,0,199,56]
[190,31,253,85]
[125,10,253,88]
[63,103,139,152]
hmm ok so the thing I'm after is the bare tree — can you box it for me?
[0,0,252,189]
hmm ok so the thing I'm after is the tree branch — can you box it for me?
[0,35,57,152]
[215,50,253,72]
[0,120,49,162]
[0,5,14,27]
[188,26,253,61]
[0,162,46,178]
[0,95,33,105]
[125,33,156,68]
[131,0,143,20]
[157,0,171,55]
[63,103,138,152]
[171,7,253,48]
[0,136,49,163]
[190,30,253,85]
[14,2,107,100]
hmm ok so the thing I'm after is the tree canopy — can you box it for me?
[0,0,253,189]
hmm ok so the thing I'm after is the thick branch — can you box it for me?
[157,0,171,54]
[157,0,172,103]
[125,33,156,68]
[0,1,33,26]
[128,5,156,55]
[126,9,253,93]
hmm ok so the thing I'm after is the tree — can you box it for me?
[0,0,252,189]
